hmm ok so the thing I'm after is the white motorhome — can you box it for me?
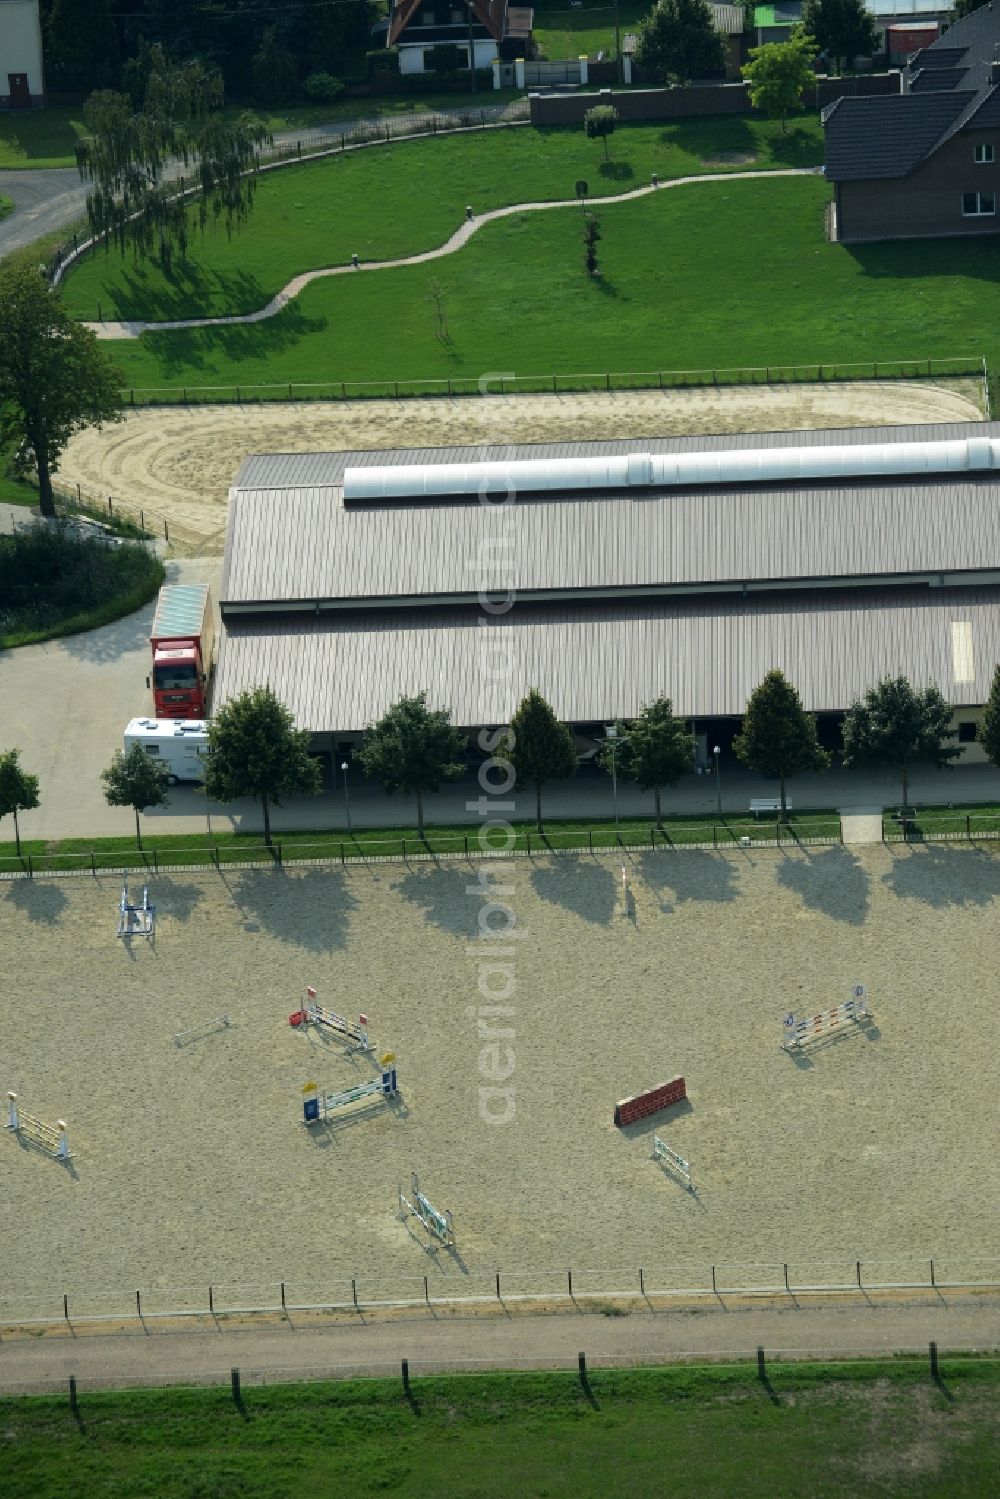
[123,718,209,785]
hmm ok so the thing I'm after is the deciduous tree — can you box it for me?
[976,664,1000,770]
[842,676,960,807]
[584,104,618,159]
[101,742,170,848]
[75,43,271,272]
[634,0,726,84]
[0,264,123,518]
[204,685,321,846]
[0,749,40,858]
[733,669,830,817]
[801,0,878,73]
[43,0,119,92]
[358,691,467,838]
[601,698,695,824]
[502,689,576,833]
[741,29,816,132]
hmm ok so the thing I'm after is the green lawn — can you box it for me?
[0,105,90,168]
[60,117,823,321]
[3,1360,998,1498]
[94,175,991,394]
[0,193,12,221]
[0,807,844,874]
[533,0,649,59]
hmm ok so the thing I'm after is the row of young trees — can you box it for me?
[5,668,1000,852]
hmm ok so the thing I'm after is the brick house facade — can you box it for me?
[824,7,1000,243]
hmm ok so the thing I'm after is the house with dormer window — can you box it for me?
[824,5,1000,242]
[388,0,532,74]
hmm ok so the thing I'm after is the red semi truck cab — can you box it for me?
[148,584,216,719]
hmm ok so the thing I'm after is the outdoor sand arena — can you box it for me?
[58,380,986,553]
[3,843,1000,1317]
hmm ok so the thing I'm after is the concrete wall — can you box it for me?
[836,129,1000,243]
[529,73,899,126]
[0,0,45,103]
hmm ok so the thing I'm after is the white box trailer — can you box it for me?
[124,718,209,785]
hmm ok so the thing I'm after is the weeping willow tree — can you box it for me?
[75,43,272,272]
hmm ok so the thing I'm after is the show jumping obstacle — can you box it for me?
[652,1136,693,1192]
[301,1067,398,1124]
[174,1014,230,1047]
[399,1171,455,1248]
[117,872,155,940]
[289,987,370,1053]
[783,986,869,1050]
[614,1075,686,1128]
[6,1092,71,1160]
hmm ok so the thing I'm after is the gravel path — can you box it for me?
[1,1293,996,1393]
[83,169,821,338]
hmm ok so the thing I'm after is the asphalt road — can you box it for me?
[0,167,88,256]
[0,1292,996,1393]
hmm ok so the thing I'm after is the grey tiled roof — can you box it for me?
[825,4,1000,181]
[823,92,972,179]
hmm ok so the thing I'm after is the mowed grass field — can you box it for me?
[4,1361,999,1498]
[61,118,823,320]
[532,0,650,58]
[93,175,993,391]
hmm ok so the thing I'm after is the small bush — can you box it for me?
[367,46,398,75]
[303,72,345,102]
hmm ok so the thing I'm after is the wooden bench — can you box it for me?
[749,798,790,816]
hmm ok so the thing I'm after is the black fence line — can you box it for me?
[116,356,988,410]
[6,812,1000,880]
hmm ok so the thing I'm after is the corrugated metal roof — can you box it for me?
[221,472,1000,608]
[231,420,1000,492]
[214,587,1000,730]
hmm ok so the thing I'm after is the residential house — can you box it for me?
[824,5,1000,243]
[0,0,44,108]
[387,0,532,75]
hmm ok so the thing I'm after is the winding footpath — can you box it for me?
[83,167,822,340]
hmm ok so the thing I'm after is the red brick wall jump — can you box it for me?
[614,1075,686,1128]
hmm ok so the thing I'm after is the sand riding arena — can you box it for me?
[3,842,999,1319]
[58,379,987,554]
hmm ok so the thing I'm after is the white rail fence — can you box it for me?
[2,1256,997,1326]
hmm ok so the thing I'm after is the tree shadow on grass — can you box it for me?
[598,160,633,181]
[231,867,357,951]
[531,859,618,926]
[144,298,328,380]
[636,848,739,912]
[4,879,67,924]
[776,845,869,926]
[882,844,1000,908]
[394,865,482,939]
[98,262,269,324]
[768,124,821,165]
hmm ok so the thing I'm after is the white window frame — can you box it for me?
[974,143,995,165]
[962,190,996,216]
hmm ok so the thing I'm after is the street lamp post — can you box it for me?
[341,760,352,832]
[605,724,620,832]
[713,744,722,817]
